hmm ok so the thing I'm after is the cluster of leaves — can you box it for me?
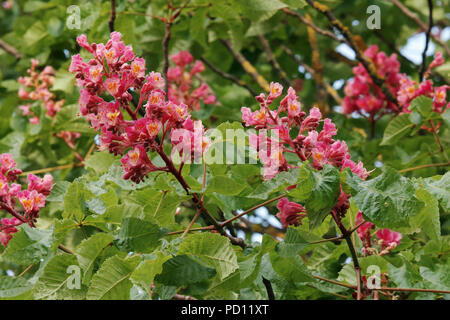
[0,0,448,300]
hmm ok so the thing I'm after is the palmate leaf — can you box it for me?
[87,254,140,300]
[352,167,424,229]
[115,218,167,253]
[34,254,86,300]
[178,233,238,280]
[75,233,115,285]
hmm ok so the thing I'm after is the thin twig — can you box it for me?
[279,43,343,105]
[262,277,275,300]
[282,8,342,43]
[162,22,172,100]
[220,39,271,92]
[200,57,257,96]
[109,0,116,33]
[389,0,450,56]
[419,0,433,81]
[306,0,398,106]
[20,163,84,176]
[220,194,285,227]
[0,39,22,60]
[258,34,290,88]
[58,244,74,255]
[398,161,450,173]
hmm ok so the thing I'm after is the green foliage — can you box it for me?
[0,0,448,301]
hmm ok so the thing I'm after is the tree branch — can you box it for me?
[279,43,343,105]
[257,34,290,88]
[0,39,22,60]
[220,39,271,92]
[389,0,450,56]
[200,56,258,96]
[419,0,433,81]
[306,0,398,106]
[109,0,116,33]
[262,277,275,300]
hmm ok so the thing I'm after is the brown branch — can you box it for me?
[389,0,450,56]
[173,293,197,300]
[282,8,342,43]
[0,39,22,60]
[200,56,257,97]
[257,34,290,88]
[306,0,398,106]
[20,162,84,176]
[162,22,172,100]
[220,39,270,92]
[262,277,275,300]
[58,244,74,255]
[305,13,329,114]
[155,146,246,248]
[220,194,285,227]
[108,0,116,33]
[280,44,343,106]
[398,161,450,173]
[419,0,433,81]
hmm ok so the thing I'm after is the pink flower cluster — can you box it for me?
[69,32,210,183]
[0,153,53,247]
[397,53,449,113]
[343,46,449,118]
[242,82,369,180]
[276,197,307,228]
[18,59,65,124]
[356,212,402,256]
[242,83,369,227]
[167,51,216,111]
[342,45,401,117]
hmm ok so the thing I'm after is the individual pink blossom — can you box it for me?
[121,145,156,183]
[27,174,53,196]
[376,229,402,250]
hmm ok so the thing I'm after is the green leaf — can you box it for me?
[0,276,33,300]
[46,181,70,202]
[87,254,140,300]
[419,264,450,292]
[115,218,167,253]
[4,225,54,265]
[155,255,216,286]
[295,165,341,229]
[206,175,246,196]
[178,233,238,280]
[190,7,207,48]
[75,233,115,285]
[84,151,117,175]
[270,251,314,283]
[408,96,433,119]
[248,169,298,199]
[352,167,424,229]
[422,172,450,211]
[380,114,415,146]
[131,252,170,295]
[63,180,93,221]
[34,254,86,300]
[276,227,310,257]
[410,189,440,241]
[281,0,307,8]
